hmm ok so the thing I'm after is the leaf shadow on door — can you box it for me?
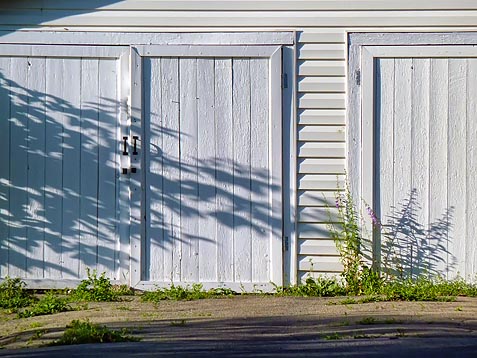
[0,64,122,282]
[377,189,457,280]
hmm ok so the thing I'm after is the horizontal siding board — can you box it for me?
[298,191,336,207]
[298,44,345,60]
[298,109,346,125]
[298,207,339,223]
[298,93,345,109]
[298,30,346,44]
[7,1,477,11]
[298,174,344,190]
[298,255,343,272]
[298,239,340,255]
[298,77,345,93]
[6,11,477,27]
[298,61,345,77]
[298,142,346,158]
[298,158,346,174]
[298,125,345,141]
[299,223,334,239]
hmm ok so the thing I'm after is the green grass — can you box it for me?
[141,284,236,302]
[0,277,37,310]
[69,269,120,302]
[50,320,139,346]
[275,277,346,297]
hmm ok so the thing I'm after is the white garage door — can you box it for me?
[353,44,477,280]
[0,45,128,284]
[129,46,283,290]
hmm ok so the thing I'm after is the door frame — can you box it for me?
[347,32,477,267]
[129,44,285,290]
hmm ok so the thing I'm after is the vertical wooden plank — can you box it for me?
[44,58,64,279]
[118,51,131,284]
[9,57,29,278]
[160,57,181,282]
[144,57,164,282]
[215,58,234,283]
[179,58,199,283]
[250,58,270,283]
[0,58,11,278]
[268,48,283,285]
[197,58,217,282]
[130,48,143,285]
[232,58,252,282]
[411,58,430,276]
[61,58,81,279]
[79,58,99,277]
[375,58,394,271]
[447,59,467,279]
[97,59,118,279]
[429,59,449,277]
[467,59,477,278]
[25,57,46,279]
[393,58,413,276]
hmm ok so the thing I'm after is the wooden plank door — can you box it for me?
[0,45,129,287]
[357,45,477,280]
[131,46,283,291]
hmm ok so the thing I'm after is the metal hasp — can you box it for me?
[132,136,139,155]
[122,136,128,155]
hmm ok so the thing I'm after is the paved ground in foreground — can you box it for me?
[1,296,477,356]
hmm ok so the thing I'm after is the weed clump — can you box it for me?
[141,283,235,302]
[18,292,72,318]
[70,269,120,302]
[0,277,37,310]
[275,277,346,297]
[51,319,139,345]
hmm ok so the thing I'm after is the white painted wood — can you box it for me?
[197,58,217,282]
[143,57,163,282]
[298,239,340,256]
[135,281,275,293]
[138,45,280,58]
[298,207,340,223]
[298,142,346,158]
[79,58,99,277]
[298,93,345,109]
[0,45,127,58]
[44,57,64,280]
[466,59,477,279]
[298,175,345,190]
[8,57,29,278]
[0,31,294,46]
[232,58,252,283]
[298,125,345,142]
[158,57,181,283]
[298,109,345,125]
[297,191,336,207]
[25,57,46,279]
[250,57,270,284]
[215,58,234,283]
[428,59,449,277]
[9,0,477,11]
[129,48,143,285]
[97,59,119,280]
[298,77,345,93]
[448,59,467,279]
[298,30,345,44]
[298,44,345,60]
[179,58,200,283]
[298,61,345,77]
[299,224,333,239]
[298,255,343,272]
[298,158,346,174]
[0,58,11,279]
[60,57,81,279]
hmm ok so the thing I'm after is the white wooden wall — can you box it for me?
[373,55,477,279]
[2,0,477,283]
[0,49,123,282]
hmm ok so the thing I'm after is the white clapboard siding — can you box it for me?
[298,207,340,223]
[298,77,345,93]
[298,125,345,142]
[297,30,346,44]
[298,191,336,207]
[299,159,346,174]
[298,255,343,272]
[298,239,340,256]
[298,61,346,77]
[0,49,122,283]
[298,110,346,125]
[298,143,346,158]
[143,53,275,286]
[298,44,345,60]
[298,175,345,190]
[298,93,345,109]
